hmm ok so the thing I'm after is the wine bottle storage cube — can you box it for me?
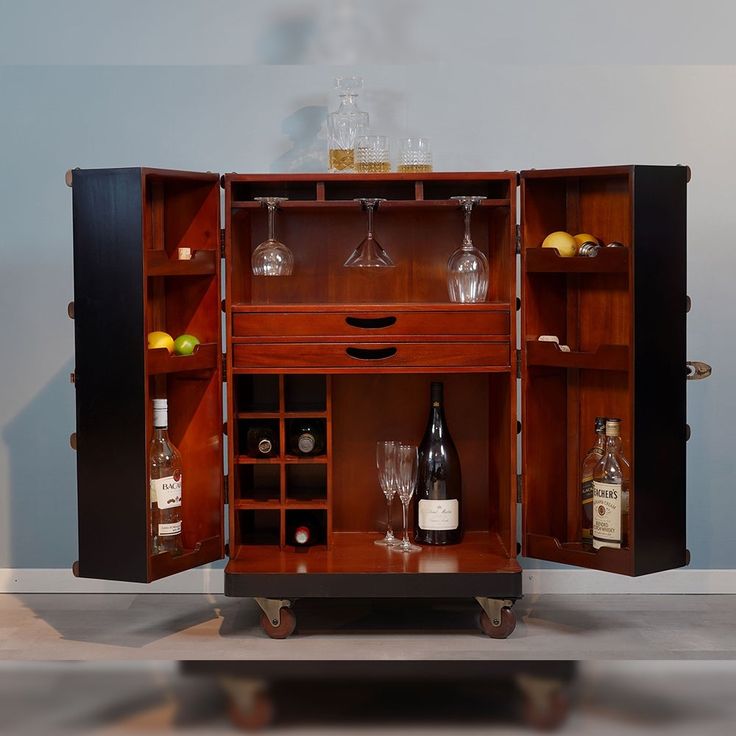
[238,510,281,547]
[285,464,327,503]
[237,465,280,503]
[237,418,280,458]
[236,375,280,413]
[284,375,327,413]
[285,510,328,549]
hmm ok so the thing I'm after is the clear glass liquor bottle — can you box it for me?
[150,399,183,556]
[581,416,607,545]
[592,418,630,550]
[327,76,369,172]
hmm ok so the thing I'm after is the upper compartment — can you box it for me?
[224,173,516,306]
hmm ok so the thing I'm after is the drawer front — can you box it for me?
[233,342,509,370]
[232,310,509,340]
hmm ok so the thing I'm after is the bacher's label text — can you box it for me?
[592,480,621,548]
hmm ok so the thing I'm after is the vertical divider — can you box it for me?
[278,374,286,548]
[326,374,333,549]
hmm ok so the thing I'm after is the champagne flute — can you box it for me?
[375,441,400,546]
[394,444,421,553]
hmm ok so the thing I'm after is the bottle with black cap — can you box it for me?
[245,425,278,458]
[414,381,463,545]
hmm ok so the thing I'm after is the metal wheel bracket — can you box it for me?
[686,361,712,380]
[516,673,565,709]
[475,597,514,627]
[255,597,292,627]
[220,677,267,711]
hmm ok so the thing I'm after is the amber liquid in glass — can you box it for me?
[397,164,433,173]
[328,148,354,171]
[355,161,391,173]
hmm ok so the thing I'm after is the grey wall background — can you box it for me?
[0,1,733,570]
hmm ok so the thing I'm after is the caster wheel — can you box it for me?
[520,689,570,731]
[228,691,274,731]
[479,606,516,639]
[260,607,296,639]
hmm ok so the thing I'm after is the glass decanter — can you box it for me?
[251,197,293,276]
[344,198,394,268]
[447,196,488,303]
[327,76,369,172]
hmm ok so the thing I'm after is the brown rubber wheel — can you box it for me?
[479,606,516,639]
[520,689,570,731]
[228,691,274,731]
[260,607,296,639]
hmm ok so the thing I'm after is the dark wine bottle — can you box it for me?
[245,426,278,458]
[287,419,326,456]
[414,381,463,545]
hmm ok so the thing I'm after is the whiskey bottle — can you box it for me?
[327,76,369,172]
[581,416,607,545]
[149,399,183,556]
[414,382,463,545]
[245,426,278,458]
[592,418,630,550]
[287,419,326,456]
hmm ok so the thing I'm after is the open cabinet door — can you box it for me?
[520,165,689,576]
[71,168,224,582]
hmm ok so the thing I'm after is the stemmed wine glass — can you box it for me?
[394,444,421,553]
[344,198,395,267]
[252,197,294,276]
[375,441,400,546]
[447,196,488,302]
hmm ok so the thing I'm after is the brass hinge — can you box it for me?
[516,348,522,379]
[516,474,523,503]
[222,352,228,380]
[219,228,226,258]
[515,224,521,255]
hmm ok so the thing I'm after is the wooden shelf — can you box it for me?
[145,249,217,276]
[230,302,511,313]
[149,536,223,581]
[147,343,218,375]
[233,499,281,509]
[285,499,328,509]
[524,534,632,575]
[284,455,328,464]
[236,456,283,465]
[525,341,629,371]
[229,531,519,575]
[525,247,629,273]
[236,411,327,419]
[231,199,510,211]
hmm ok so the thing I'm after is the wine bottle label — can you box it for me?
[418,499,459,531]
[297,433,315,454]
[150,474,182,508]
[158,522,182,537]
[592,481,621,548]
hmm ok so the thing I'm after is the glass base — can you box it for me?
[375,533,400,547]
[393,540,421,553]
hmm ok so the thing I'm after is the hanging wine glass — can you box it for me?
[447,196,488,302]
[344,198,395,268]
[251,197,294,276]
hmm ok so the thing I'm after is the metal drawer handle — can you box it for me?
[345,316,397,329]
[345,346,397,361]
[686,361,712,380]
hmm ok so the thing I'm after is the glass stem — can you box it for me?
[463,203,473,250]
[402,502,409,545]
[267,203,276,241]
[386,498,393,538]
[366,203,374,239]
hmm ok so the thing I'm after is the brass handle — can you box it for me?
[345,316,397,329]
[345,346,397,361]
[686,361,712,380]
[67,301,75,319]
[69,432,77,450]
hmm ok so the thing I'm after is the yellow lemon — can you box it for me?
[574,232,599,247]
[148,331,175,354]
[541,231,577,257]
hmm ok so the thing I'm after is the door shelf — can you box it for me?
[145,249,217,276]
[524,534,633,575]
[525,342,629,371]
[149,535,223,581]
[146,343,218,375]
[525,247,629,273]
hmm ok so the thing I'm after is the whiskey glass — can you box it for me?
[354,135,391,173]
[344,198,395,268]
[394,444,421,553]
[375,441,400,546]
[447,196,488,303]
[397,137,432,173]
[252,197,294,276]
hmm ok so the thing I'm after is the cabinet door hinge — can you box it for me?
[222,352,228,380]
[223,475,229,504]
[516,348,522,379]
[515,224,521,255]
[516,474,523,503]
[220,228,226,258]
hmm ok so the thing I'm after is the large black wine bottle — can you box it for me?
[414,381,463,545]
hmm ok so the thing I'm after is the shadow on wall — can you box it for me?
[272,105,328,173]
[2,359,77,568]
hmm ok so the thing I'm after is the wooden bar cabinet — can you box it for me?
[68,165,703,639]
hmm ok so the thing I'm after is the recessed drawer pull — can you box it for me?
[345,346,397,361]
[345,316,397,329]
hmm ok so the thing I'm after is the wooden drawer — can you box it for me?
[233,342,509,370]
[232,308,509,341]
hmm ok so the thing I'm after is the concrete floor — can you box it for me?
[0,593,734,660]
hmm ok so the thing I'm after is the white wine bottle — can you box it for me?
[414,382,463,545]
[150,399,183,556]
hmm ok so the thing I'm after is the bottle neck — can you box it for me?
[153,426,169,440]
[594,430,606,450]
[427,388,446,435]
[337,93,360,112]
[604,435,622,454]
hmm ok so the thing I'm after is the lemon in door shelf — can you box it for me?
[148,332,200,356]
[541,231,578,257]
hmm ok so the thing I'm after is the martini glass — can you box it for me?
[344,198,394,268]
[447,196,488,302]
[252,197,293,276]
